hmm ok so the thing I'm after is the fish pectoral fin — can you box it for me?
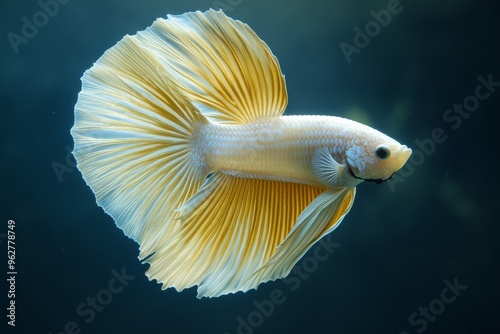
[143,173,328,298]
[249,187,356,283]
[137,9,287,124]
[312,147,346,187]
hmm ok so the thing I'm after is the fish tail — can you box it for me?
[71,33,208,256]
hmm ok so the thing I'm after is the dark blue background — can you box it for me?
[1,0,499,333]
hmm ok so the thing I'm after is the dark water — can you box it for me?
[2,0,499,333]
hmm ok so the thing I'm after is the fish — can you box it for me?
[71,9,412,298]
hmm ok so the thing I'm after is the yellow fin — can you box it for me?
[250,187,355,284]
[136,9,288,124]
[143,173,355,298]
[71,33,207,256]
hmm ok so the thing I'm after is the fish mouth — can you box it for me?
[394,145,412,169]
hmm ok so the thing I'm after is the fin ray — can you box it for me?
[136,9,288,124]
[71,33,207,257]
[144,174,353,297]
[250,187,356,283]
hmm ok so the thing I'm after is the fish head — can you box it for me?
[345,132,412,185]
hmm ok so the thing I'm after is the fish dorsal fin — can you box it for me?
[136,9,288,124]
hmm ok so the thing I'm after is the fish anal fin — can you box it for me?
[249,187,356,284]
[143,173,327,297]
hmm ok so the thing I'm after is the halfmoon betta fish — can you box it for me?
[71,9,412,298]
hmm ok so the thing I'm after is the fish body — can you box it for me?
[71,9,411,298]
[195,115,409,188]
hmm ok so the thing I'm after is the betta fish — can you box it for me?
[71,9,412,298]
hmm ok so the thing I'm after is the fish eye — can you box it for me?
[375,145,390,160]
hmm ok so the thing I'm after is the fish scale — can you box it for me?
[195,115,400,187]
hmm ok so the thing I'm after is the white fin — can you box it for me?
[144,173,329,297]
[135,9,288,124]
[71,32,207,257]
[312,147,346,187]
